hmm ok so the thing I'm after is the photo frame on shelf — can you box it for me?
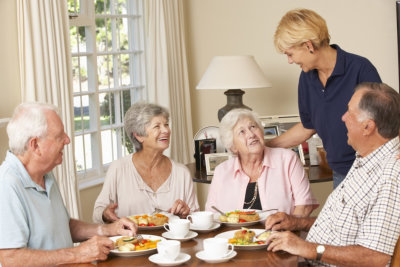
[290,145,305,165]
[263,125,279,140]
[204,153,231,175]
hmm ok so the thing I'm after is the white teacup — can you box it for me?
[163,219,190,238]
[203,237,234,259]
[157,240,181,261]
[187,211,214,229]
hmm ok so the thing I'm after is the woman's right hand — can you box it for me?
[102,203,119,223]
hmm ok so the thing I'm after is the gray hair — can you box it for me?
[7,102,59,155]
[124,102,169,152]
[355,82,400,139]
[219,109,263,154]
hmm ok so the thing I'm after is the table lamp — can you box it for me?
[196,55,271,121]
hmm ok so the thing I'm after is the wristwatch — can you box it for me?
[316,244,325,261]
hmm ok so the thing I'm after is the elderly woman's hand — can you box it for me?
[169,199,190,218]
[102,203,119,223]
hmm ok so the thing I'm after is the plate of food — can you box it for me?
[110,235,165,257]
[215,209,267,227]
[215,228,272,250]
[128,212,179,230]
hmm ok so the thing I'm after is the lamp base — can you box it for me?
[218,89,252,121]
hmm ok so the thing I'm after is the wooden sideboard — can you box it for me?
[186,162,333,184]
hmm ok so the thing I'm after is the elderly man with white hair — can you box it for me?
[0,103,137,267]
[264,82,400,267]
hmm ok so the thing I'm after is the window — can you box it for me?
[68,0,146,187]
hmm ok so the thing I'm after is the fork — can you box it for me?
[151,207,167,215]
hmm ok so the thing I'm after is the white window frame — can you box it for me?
[68,0,147,189]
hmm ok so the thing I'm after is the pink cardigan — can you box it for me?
[205,147,318,214]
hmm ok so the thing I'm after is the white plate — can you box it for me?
[190,222,221,233]
[194,126,225,153]
[129,212,179,230]
[214,210,269,227]
[215,229,268,250]
[110,235,165,257]
[162,230,198,241]
[148,252,191,266]
[195,250,237,263]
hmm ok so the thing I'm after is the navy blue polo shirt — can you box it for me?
[298,44,381,175]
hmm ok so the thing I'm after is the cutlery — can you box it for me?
[255,230,273,241]
[115,235,144,249]
[211,206,225,216]
[257,208,278,213]
[151,207,168,215]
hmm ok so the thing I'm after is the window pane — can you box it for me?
[74,95,91,131]
[95,0,111,14]
[99,92,115,126]
[98,55,114,89]
[68,0,80,14]
[116,0,128,14]
[96,18,112,52]
[70,26,87,54]
[74,135,85,171]
[74,134,92,171]
[119,54,131,86]
[121,89,132,119]
[73,96,83,131]
[116,18,129,51]
[72,56,89,93]
[72,57,80,93]
[101,129,117,164]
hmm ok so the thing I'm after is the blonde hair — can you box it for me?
[274,9,330,53]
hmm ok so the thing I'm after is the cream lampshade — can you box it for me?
[196,55,271,121]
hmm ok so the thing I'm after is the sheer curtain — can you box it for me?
[16,0,80,219]
[146,0,194,164]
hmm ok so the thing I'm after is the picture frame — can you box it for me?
[204,153,231,175]
[290,144,305,165]
[263,125,279,140]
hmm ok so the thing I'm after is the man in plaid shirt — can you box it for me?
[264,82,400,267]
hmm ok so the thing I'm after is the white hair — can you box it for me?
[219,109,263,155]
[7,102,59,155]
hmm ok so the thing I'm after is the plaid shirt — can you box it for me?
[306,137,400,267]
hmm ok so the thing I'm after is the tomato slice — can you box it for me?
[239,219,246,223]
[139,223,147,226]
[148,223,156,227]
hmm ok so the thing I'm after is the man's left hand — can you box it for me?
[169,199,190,218]
[266,231,314,257]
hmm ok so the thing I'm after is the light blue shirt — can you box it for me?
[0,151,73,251]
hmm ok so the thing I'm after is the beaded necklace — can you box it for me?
[243,165,263,209]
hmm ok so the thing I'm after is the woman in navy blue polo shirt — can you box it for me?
[266,9,381,188]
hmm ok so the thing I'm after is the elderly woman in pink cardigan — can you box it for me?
[205,109,318,217]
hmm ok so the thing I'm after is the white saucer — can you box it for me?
[149,252,191,266]
[195,250,237,263]
[161,230,198,241]
[189,222,221,233]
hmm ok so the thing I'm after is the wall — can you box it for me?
[184,0,398,133]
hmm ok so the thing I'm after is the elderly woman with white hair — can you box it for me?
[205,109,318,217]
[93,102,199,223]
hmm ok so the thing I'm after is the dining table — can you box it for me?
[61,223,307,267]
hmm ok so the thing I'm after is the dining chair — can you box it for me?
[390,235,400,267]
